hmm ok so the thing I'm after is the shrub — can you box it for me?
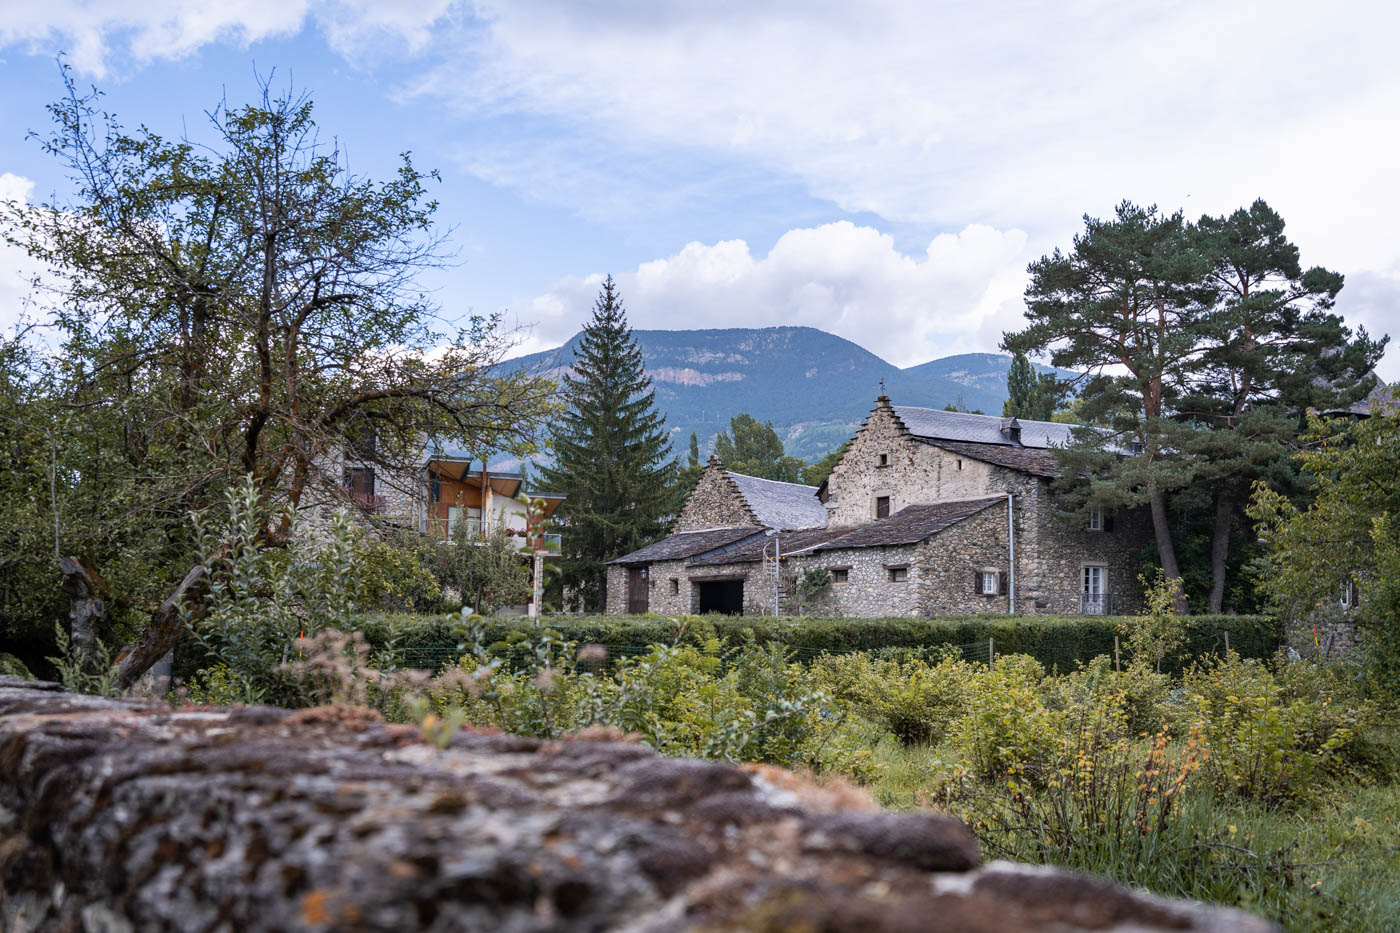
[1043,656,1173,735]
[1184,654,1372,805]
[948,654,1062,781]
[1120,571,1188,672]
[809,650,971,744]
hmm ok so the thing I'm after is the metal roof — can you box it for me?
[726,472,829,530]
[892,406,1074,449]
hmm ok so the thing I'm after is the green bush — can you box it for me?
[809,651,972,745]
[1184,654,1374,805]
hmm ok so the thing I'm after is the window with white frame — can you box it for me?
[1088,508,1104,531]
[1340,579,1358,609]
[1082,565,1105,595]
[980,571,999,595]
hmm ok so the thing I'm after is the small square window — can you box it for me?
[830,568,849,584]
[875,496,891,519]
[1088,508,1104,531]
[877,453,889,467]
[888,567,908,583]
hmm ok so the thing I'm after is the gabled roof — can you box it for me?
[916,438,1061,478]
[810,497,1005,551]
[609,526,765,565]
[726,471,828,530]
[892,406,1073,449]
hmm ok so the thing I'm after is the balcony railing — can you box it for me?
[432,518,560,554]
[1081,593,1113,615]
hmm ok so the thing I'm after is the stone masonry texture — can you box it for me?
[0,680,1275,933]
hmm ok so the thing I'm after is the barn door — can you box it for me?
[628,566,649,614]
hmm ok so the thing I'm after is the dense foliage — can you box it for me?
[0,74,553,686]
[1004,199,1384,611]
[538,277,676,610]
[1251,411,1400,692]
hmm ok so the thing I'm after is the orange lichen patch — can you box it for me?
[300,889,331,926]
[741,763,879,814]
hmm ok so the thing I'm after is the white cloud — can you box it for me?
[0,173,47,337]
[518,221,1030,368]
[0,0,455,76]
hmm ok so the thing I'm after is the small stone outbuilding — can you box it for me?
[608,396,1150,617]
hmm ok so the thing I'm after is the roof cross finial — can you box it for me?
[879,377,885,394]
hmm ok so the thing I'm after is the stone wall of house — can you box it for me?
[916,504,1012,615]
[674,459,758,532]
[797,545,924,617]
[1022,496,1149,616]
[604,564,630,615]
[1285,611,1362,659]
[823,400,1004,529]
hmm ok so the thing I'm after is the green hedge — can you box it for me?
[358,612,1281,675]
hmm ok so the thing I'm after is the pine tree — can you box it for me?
[1183,200,1383,611]
[1003,202,1214,607]
[538,277,676,610]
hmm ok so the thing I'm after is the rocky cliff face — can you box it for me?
[0,678,1273,932]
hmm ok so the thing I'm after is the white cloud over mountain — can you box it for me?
[516,221,1031,368]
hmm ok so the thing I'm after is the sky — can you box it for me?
[0,0,1396,379]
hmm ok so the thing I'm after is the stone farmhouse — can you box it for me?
[606,395,1150,618]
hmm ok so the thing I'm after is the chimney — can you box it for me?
[1001,417,1022,445]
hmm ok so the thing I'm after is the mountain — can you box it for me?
[500,326,1073,462]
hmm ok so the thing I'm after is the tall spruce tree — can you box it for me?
[538,277,675,610]
[1003,202,1214,606]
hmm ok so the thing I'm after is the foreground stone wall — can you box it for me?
[0,680,1272,933]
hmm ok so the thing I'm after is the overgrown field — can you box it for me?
[178,609,1397,933]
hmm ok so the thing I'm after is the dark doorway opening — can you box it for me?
[628,567,649,614]
[696,579,744,615]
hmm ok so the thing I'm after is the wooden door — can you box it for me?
[628,566,649,614]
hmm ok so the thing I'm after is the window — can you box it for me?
[980,571,999,595]
[875,496,891,519]
[888,566,908,583]
[877,453,890,467]
[671,578,680,595]
[830,568,849,584]
[956,459,963,470]
[1082,565,1105,596]
[1088,508,1103,531]
[1340,579,1358,609]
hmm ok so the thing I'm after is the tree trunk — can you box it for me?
[1148,489,1190,613]
[1207,492,1232,614]
[110,562,211,692]
[58,556,105,670]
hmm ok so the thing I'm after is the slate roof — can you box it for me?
[893,406,1074,449]
[609,526,765,565]
[689,527,852,567]
[1319,380,1397,417]
[687,497,1007,564]
[727,472,828,530]
[808,498,1006,551]
[916,438,1062,478]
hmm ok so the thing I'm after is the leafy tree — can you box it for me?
[538,276,676,610]
[1182,200,1382,611]
[714,413,805,482]
[439,522,531,615]
[2,72,553,688]
[673,431,705,514]
[1250,413,1400,691]
[1004,202,1217,604]
[1002,351,1064,421]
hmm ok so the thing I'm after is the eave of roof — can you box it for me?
[809,497,1005,551]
